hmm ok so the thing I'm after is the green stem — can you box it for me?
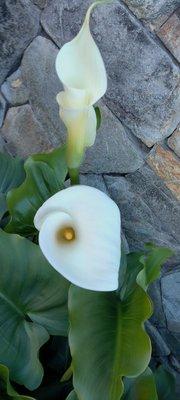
[69,168,80,185]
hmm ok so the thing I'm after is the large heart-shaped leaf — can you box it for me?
[0,364,35,399]
[6,146,68,235]
[68,245,172,400]
[0,152,25,220]
[0,229,69,390]
[122,368,158,400]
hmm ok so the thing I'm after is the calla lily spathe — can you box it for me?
[34,186,121,291]
[55,1,108,169]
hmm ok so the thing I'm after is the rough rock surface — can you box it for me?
[0,94,6,128]
[0,0,40,85]
[41,0,180,146]
[104,165,180,265]
[161,272,180,334]
[147,145,180,200]
[1,68,29,106]
[157,9,180,63]
[0,104,52,158]
[81,102,147,174]
[168,125,180,157]
[122,0,180,28]
[21,36,65,148]
[32,0,47,9]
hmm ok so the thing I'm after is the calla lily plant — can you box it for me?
[0,1,174,399]
[56,1,109,183]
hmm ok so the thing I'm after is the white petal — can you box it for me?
[55,2,107,106]
[34,186,121,291]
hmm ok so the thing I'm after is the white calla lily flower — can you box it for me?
[56,1,108,169]
[34,185,121,291]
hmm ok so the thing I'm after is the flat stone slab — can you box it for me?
[0,94,6,128]
[104,164,180,265]
[122,0,180,29]
[1,68,29,106]
[32,0,47,9]
[81,102,147,173]
[161,272,180,333]
[147,144,180,200]
[21,36,66,148]
[168,125,180,158]
[41,0,180,146]
[0,0,40,86]
[157,10,180,63]
[0,104,52,158]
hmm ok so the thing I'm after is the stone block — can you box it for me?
[147,144,180,200]
[0,105,52,158]
[0,0,40,85]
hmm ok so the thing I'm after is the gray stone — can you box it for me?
[104,164,180,265]
[41,0,180,146]
[122,0,180,29]
[80,173,108,193]
[0,93,6,128]
[148,280,167,328]
[145,321,170,356]
[0,0,40,86]
[21,36,66,148]
[0,104,52,159]
[168,125,180,158]
[32,0,47,9]
[1,68,29,106]
[158,328,180,358]
[81,102,147,173]
[161,271,180,333]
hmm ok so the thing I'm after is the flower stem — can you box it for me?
[69,168,80,185]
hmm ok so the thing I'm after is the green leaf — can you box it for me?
[0,364,35,399]
[66,391,78,400]
[154,365,176,400]
[94,106,102,130]
[137,244,173,291]
[122,368,158,400]
[0,193,7,220]
[0,229,69,390]
[6,146,68,235]
[0,152,25,195]
[69,285,151,400]
[68,245,173,400]
[0,152,25,220]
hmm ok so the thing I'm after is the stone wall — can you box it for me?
[0,0,180,394]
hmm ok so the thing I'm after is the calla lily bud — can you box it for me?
[55,2,108,169]
[34,186,121,291]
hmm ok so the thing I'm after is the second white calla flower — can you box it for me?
[34,185,121,291]
[56,2,108,169]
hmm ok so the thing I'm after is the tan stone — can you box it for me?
[147,144,180,200]
[158,10,180,62]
